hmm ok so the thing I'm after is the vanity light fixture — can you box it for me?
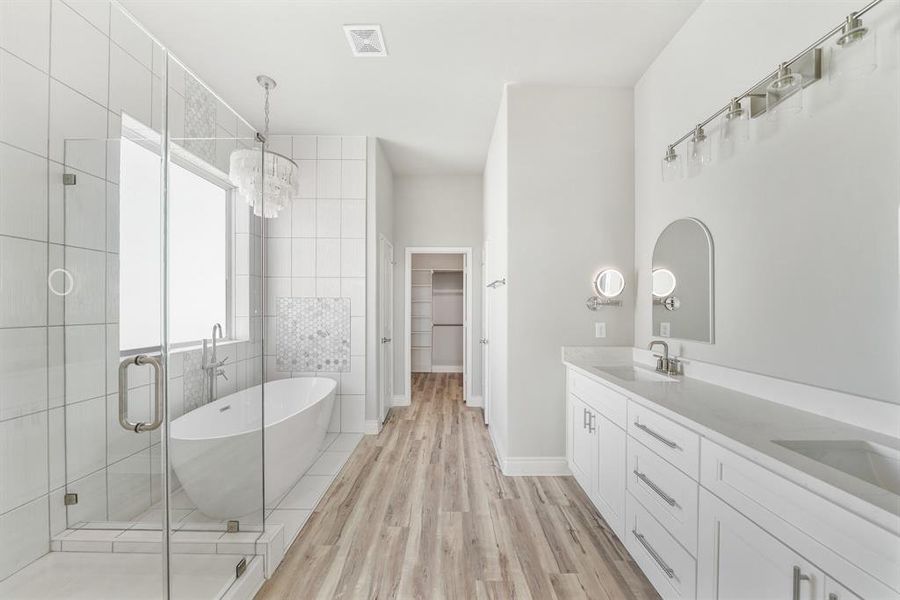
[660,145,682,182]
[718,98,749,160]
[832,11,877,80]
[658,0,886,183]
[686,124,711,177]
[766,62,804,118]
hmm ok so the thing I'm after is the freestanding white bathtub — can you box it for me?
[170,377,336,519]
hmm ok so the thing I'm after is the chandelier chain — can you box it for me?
[263,84,270,142]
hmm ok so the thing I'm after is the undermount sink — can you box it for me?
[773,439,900,496]
[592,365,676,383]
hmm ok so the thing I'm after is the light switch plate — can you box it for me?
[595,322,606,338]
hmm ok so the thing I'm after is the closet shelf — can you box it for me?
[433,323,463,327]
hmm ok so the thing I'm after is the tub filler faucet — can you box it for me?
[202,323,228,402]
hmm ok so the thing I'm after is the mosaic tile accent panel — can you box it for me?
[184,76,216,165]
[182,349,206,413]
[276,297,350,372]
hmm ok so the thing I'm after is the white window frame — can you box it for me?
[119,114,235,355]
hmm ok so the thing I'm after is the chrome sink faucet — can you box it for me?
[648,340,670,374]
[648,340,681,376]
[202,323,228,402]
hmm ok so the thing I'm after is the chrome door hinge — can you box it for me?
[235,557,247,579]
[64,493,78,506]
[62,173,77,186]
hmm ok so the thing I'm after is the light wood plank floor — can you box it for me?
[257,372,659,600]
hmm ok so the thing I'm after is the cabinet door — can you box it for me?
[698,489,824,600]
[594,412,626,539]
[570,395,595,495]
[824,578,862,600]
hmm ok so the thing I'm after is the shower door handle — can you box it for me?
[118,355,165,433]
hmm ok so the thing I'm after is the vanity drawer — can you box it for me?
[628,402,699,480]
[627,437,699,555]
[701,439,900,596]
[569,370,627,428]
[625,492,696,600]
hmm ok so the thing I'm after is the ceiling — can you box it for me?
[121,1,700,175]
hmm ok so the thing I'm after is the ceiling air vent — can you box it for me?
[343,25,387,57]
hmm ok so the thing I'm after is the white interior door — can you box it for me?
[482,241,490,424]
[379,237,394,422]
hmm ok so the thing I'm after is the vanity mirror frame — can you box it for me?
[651,217,715,344]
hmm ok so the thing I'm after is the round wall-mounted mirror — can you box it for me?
[595,269,625,298]
[652,268,677,297]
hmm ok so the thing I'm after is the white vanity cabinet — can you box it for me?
[569,393,596,493]
[562,363,900,600]
[566,371,627,539]
[697,488,824,600]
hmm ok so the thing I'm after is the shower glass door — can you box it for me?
[60,130,169,590]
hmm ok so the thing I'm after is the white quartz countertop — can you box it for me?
[561,348,900,534]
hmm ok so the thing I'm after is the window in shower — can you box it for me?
[119,127,232,352]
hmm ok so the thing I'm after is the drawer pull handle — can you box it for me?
[792,566,811,600]
[633,530,675,579]
[583,408,590,430]
[634,422,678,449]
[633,470,677,507]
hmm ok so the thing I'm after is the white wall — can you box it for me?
[505,84,635,459]
[392,175,484,400]
[634,0,900,403]
[367,138,394,425]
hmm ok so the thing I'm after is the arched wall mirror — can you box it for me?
[651,218,714,343]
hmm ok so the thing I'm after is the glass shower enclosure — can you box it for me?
[1,37,267,599]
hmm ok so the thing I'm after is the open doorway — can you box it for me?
[404,248,472,404]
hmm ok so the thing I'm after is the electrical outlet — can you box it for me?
[660,322,671,337]
[595,322,606,338]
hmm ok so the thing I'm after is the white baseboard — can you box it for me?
[392,394,410,407]
[431,365,463,373]
[501,456,570,477]
[364,419,382,434]
[467,395,483,408]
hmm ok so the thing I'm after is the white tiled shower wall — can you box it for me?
[0,0,263,581]
[263,135,368,433]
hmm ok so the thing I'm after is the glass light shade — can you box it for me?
[686,129,711,178]
[718,100,750,160]
[229,148,298,218]
[766,69,803,120]
[831,27,876,81]
[661,150,682,182]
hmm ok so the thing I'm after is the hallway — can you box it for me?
[258,373,658,599]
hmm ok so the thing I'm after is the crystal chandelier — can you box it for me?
[229,75,298,218]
